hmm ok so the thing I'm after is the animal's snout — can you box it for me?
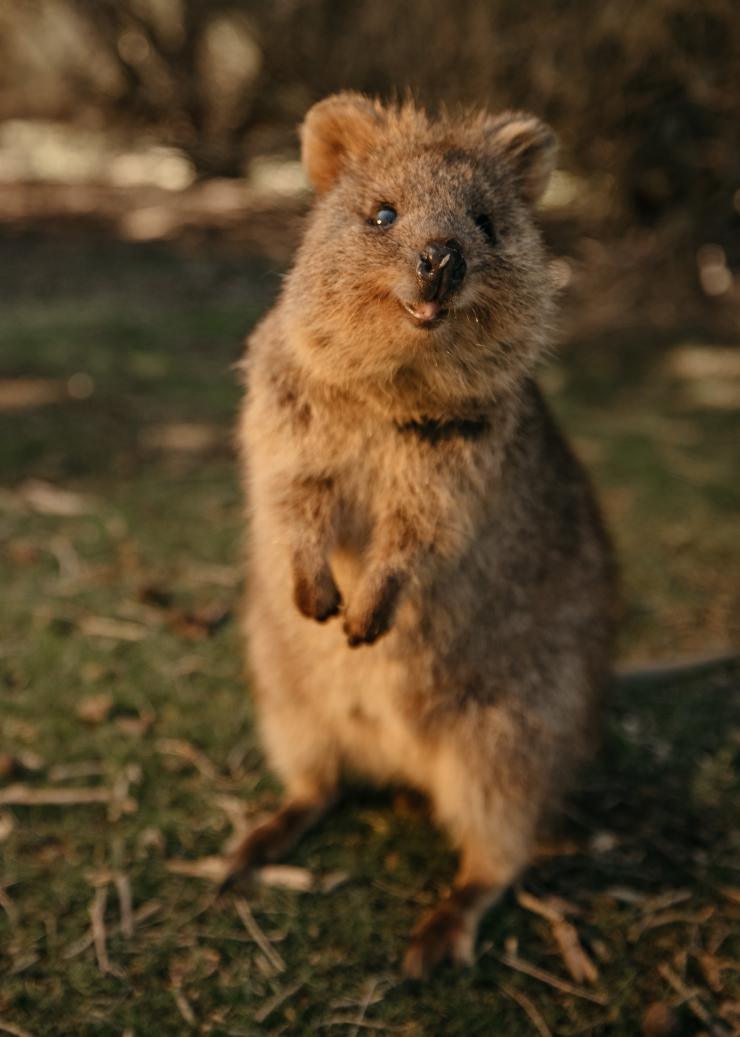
[416,239,466,301]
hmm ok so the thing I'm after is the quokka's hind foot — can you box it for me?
[402,882,500,979]
[219,794,334,894]
[402,796,531,979]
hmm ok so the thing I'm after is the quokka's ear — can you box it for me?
[482,111,557,206]
[301,92,384,193]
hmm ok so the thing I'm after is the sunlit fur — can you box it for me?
[234,94,617,976]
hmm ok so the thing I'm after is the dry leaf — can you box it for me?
[641,1001,680,1037]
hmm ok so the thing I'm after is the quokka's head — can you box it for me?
[283,93,557,404]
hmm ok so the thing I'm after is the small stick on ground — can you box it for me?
[114,873,134,938]
[254,978,306,1025]
[629,905,714,942]
[172,990,196,1027]
[0,886,18,927]
[499,982,553,1037]
[63,900,160,960]
[515,887,598,984]
[90,885,112,975]
[657,961,716,1030]
[0,784,113,807]
[155,738,218,780]
[494,951,609,1006]
[348,979,379,1037]
[516,887,579,922]
[552,919,600,985]
[641,890,692,914]
[320,1021,400,1032]
[233,897,285,974]
[0,1021,37,1037]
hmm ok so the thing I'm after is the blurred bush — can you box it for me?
[1,0,738,243]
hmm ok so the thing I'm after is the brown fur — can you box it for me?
[229,93,617,976]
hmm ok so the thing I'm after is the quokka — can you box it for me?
[225,93,618,978]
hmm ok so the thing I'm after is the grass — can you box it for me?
[1,226,738,1036]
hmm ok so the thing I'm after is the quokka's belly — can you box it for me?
[295,609,432,786]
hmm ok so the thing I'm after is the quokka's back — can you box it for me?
[225,93,617,978]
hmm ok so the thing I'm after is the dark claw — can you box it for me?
[294,570,342,623]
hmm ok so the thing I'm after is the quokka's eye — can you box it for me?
[475,213,497,245]
[370,205,397,228]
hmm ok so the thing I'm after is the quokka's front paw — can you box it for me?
[293,562,342,623]
[342,571,403,647]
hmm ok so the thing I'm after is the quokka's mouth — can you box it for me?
[401,299,448,329]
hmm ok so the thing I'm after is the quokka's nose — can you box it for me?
[416,239,466,301]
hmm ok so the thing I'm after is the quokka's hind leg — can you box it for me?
[220,785,337,892]
[403,778,537,978]
[220,693,340,892]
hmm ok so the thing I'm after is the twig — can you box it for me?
[319,1021,400,1032]
[0,1021,36,1037]
[172,990,196,1027]
[90,885,111,975]
[166,856,226,883]
[0,811,15,841]
[0,784,112,806]
[657,962,715,1029]
[63,899,161,960]
[108,768,139,821]
[0,781,137,817]
[515,887,598,984]
[551,920,600,985]
[494,951,609,1005]
[630,905,715,942]
[233,897,285,974]
[254,978,306,1024]
[641,889,692,914]
[114,873,134,938]
[499,982,553,1037]
[155,739,218,780]
[79,616,148,641]
[257,864,315,892]
[8,953,39,977]
[348,979,378,1037]
[48,762,106,782]
[516,887,579,923]
[0,886,18,926]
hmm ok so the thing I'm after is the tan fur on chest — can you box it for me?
[319,637,432,786]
